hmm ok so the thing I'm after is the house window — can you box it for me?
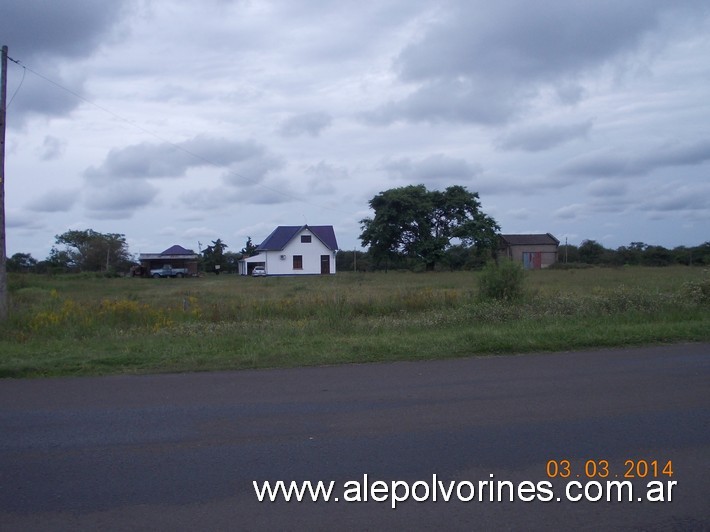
[301,235,312,243]
[293,255,303,269]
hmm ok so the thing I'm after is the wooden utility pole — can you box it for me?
[0,45,8,321]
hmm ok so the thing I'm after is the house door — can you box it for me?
[320,255,330,274]
[522,252,542,270]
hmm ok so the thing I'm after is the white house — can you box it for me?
[238,225,339,276]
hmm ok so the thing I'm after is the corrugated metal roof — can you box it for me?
[500,233,559,246]
[257,225,338,251]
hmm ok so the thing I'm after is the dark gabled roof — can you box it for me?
[257,226,300,250]
[161,244,196,255]
[257,225,338,251]
[500,233,559,246]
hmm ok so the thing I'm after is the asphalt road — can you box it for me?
[1,344,708,531]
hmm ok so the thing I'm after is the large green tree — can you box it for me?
[359,185,499,270]
[54,229,132,272]
[202,238,228,273]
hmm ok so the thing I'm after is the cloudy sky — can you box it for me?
[2,0,709,259]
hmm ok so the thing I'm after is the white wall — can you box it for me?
[262,228,336,275]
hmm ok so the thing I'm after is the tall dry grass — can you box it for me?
[1,267,708,377]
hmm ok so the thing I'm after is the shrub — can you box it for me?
[478,259,525,301]
[680,279,710,305]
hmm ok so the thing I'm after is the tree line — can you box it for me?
[8,230,134,274]
[6,230,261,275]
[6,185,710,274]
[557,240,710,268]
[349,184,710,271]
[333,241,710,272]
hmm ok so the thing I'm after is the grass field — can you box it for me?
[1,266,708,378]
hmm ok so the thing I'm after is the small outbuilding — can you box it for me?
[137,245,200,277]
[239,225,338,276]
[499,233,559,269]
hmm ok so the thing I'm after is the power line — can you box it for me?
[6,55,25,108]
[5,55,355,217]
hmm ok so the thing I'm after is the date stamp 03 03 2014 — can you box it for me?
[545,459,674,480]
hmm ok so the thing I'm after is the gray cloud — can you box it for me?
[398,2,661,82]
[497,121,593,152]
[640,182,710,212]
[553,178,709,225]
[556,139,710,177]
[1,0,131,125]
[555,83,586,105]
[644,140,710,169]
[1,1,129,61]
[85,134,288,214]
[85,136,274,181]
[368,0,707,125]
[5,66,86,128]
[85,143,194,180]
[229,172,303,205]
[383,154,480,185]
[302,161,349,195]
[247,185,300,205]
[365,79,524,125]
[85,180,159,219]
[26,189,79,213]
[180,177,298,209]
[553,198,632,220]
[221,155,285,187]
[553,204,585,220]
[178,188,236,211]
[279,112,333,137]
[39,136,67,161]
[586,179,628,198]
[6,210,46,230]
